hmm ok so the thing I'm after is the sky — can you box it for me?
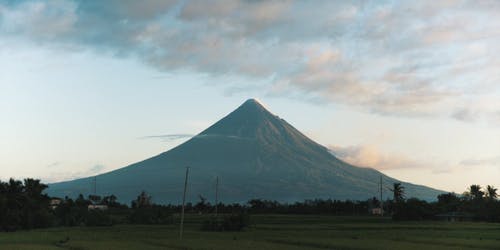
[1,0,500,193]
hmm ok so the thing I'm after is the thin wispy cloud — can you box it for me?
[460,156,500,167]
[140,134,194,141]
[42,164,107,183]
[46,162,61,168]
[1,0,500,121]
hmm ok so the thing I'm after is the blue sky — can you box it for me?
[1,0,500,193]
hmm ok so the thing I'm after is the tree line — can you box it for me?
[390,183,499,221]
[0,178,498,232]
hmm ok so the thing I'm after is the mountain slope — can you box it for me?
[47,99,444,204]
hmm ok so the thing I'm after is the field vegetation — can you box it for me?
[1,215,499,250]
[1,178,500,249]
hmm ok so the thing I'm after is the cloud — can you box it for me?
[2,0,79,39]
[42,164,107,183]
[46,162,61,168]
[329,144,425,170]
[452,108,480,122]
[140,134,194,141]
[2,0,500,118]
[431,168,455,174]
[450,96,500,124]
[460,156,500,167]
[330,143,458,174]
[88,164,105,174]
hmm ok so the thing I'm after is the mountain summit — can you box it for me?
[199,98,276,138]
[47,99,443,203]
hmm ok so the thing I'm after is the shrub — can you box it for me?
[201,212,250,231]
[86,210,113,227]
[128,207,172,224]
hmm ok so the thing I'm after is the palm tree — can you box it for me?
[23,179,48,199]
[3,179,25,231]
[391,183,405,202]
[0,181,8,228]
[486,185,498,201]
[468,184,484,200]
[133,191,152,208]
[7,179,25,208]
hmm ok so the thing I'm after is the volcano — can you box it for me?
[47,99,443,204]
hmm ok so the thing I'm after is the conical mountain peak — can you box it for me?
[235,98,271,116]
[241,98,266,109]
[48,99,444,203]
[198,99,279,138]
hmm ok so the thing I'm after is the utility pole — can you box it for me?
[179,167,189,240]
[93,176,97,195]
[380,175,384,216]
[215,176,219,217]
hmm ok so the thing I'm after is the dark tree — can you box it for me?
[486,185,497,201]
[132,191,152,208]
[468,184,484,201]
[0,178,51,231]
[391,183,405,203]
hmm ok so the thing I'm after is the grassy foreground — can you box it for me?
[1,215,499,250]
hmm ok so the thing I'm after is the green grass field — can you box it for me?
[1,215,499,250]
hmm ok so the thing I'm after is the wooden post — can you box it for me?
[215,176,219,217]
[380,175,384,216]
[180,167,189,240]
